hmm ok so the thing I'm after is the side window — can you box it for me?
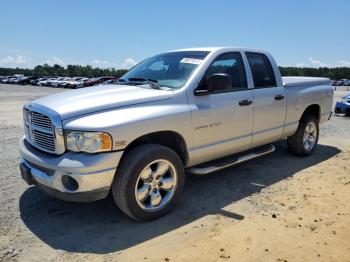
[206,52,247,91]
[246,52,277,88]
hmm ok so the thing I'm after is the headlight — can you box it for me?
[65,131,112,153]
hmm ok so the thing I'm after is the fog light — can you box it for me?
[61,175,79,191]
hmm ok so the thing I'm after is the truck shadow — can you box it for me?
[19,141,340,254]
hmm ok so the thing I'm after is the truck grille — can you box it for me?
[23,109,56,153]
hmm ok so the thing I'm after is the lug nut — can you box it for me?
[158,182,163,186]
[155,176,160,180]
[153,188,157,193]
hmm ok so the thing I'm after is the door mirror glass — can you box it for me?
[207,73,232,91]
[194,73,232,96]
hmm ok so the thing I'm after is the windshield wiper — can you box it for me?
[127,77,163,90]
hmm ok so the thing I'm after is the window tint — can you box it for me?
[206,52,247,91]
[246,52,277,88]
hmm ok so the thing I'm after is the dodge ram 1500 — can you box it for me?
[19,47,333,220]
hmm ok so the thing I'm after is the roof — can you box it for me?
[167,46,266,53]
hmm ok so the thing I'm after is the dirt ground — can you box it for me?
[0,84,349,262]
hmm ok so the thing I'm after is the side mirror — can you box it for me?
[194,73,232,96]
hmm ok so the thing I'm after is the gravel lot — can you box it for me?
[0,84,349,261]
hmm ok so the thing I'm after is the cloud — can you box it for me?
[336,60,350,67]
[46,56,65,66]
[296,63,308,67]
[0,55,29,67]
[295,58,350,68]
[92,57,137,69]
[309,57,328,67]
[92,59,114,67]
[122,58,137,69]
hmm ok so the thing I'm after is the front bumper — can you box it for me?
[19,137,123,202]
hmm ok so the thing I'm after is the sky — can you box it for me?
[0,0,349,69]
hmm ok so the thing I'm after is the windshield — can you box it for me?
[119,51,209,89]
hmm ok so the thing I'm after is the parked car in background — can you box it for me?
[81,76,118,87]
[50,77,71,88]
[58,77,90,88]
[12,76,29,84]
[1,76,17,84]
[343,79,350,86]
[18,76,41,85]
[101,78,119,85]
[334,93,350,116]
[30,77,47,85]
[333,80,342,86]
[37,77,57,86]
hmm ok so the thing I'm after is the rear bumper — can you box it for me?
[19,137,123,202]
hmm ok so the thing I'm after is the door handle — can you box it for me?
[239,99,253,106]
[275,94,285,100]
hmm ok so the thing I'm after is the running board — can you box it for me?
[187,144,275,175]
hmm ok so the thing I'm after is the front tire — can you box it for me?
[287,114,319,156]
[112,144,185,221]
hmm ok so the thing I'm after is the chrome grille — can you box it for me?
[31,112,53,129]
[23,109,56,153]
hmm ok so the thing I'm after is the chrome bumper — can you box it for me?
[19,137,123,201]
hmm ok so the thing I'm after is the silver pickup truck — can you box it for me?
[19,47,333,221]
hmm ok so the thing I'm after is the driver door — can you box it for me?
[188,52,254,164]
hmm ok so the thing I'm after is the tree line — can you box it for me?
[0,64,128,78]
[279,66,350,80]
[0,64,350,79]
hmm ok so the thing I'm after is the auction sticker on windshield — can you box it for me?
[180,58,203,65]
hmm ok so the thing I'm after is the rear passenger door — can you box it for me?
[245,52,286,146]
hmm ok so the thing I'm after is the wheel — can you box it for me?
[112,144,185,221]
[287,114,319,156]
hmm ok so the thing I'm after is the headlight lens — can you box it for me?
[65,131,112,153]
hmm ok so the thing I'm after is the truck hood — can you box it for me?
[31,84,173,120]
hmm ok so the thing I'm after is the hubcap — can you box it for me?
[303,122,317,151]
[135,159,177,212]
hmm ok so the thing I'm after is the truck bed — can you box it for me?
[282,76,331,87]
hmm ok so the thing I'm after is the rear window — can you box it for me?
[246,52,277,88]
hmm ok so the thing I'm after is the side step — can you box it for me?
[187,144,275,175]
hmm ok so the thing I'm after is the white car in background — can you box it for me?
[37,78,58,86]
[51,77,71,88]
[59,77,89,88]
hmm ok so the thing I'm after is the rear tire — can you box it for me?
[112,144,185,221]
[287,114,319,156]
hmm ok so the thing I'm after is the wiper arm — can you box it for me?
[128,77,158,82]
[127,77,162,89]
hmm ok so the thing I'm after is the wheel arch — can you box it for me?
[301,104,321,122]
[122,131,189,166]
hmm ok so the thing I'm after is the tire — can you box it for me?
[287,114,319,156]
[112,144,185,221]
